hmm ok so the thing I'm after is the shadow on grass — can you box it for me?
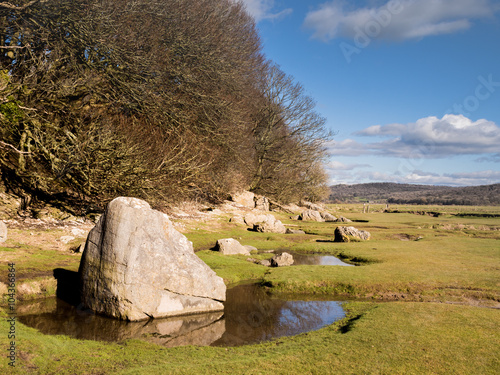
[53,268,81,306]
[339,314,363,334]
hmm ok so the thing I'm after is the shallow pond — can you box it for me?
[18,284,345,347]
[285,251,355,266]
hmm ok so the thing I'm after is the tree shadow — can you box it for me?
[53,268,81,307]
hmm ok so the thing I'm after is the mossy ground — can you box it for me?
[1,204,499,374]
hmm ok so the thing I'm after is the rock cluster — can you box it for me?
[79,197,226,321]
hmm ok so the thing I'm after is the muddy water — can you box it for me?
[18,284,345,347]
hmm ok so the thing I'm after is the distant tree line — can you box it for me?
[0,0,331,212]
[328,183,500,206]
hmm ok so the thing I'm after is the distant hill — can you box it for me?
[328,183,500,206]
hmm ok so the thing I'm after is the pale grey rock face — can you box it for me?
[254,196,270,211]
[336,216,353,223]
[0,221,7,243]
[271,252,294,267]
[321,212,338,222]
[334,226,370,242]
[243,212,286,233]
[231,191,255,208]
[244,212,271,227]
[79,197,226,321]
[229,215,246,225]
[300,201,324,211]
[215,238,251,256]
[253,216,287,234]
[300,209,324,222]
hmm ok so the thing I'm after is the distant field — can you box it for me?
[328,182,500,206]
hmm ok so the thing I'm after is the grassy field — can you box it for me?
[1,204,499,374]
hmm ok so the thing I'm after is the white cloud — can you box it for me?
[329,114,500,158]
[304,0,496,42]
[326,160,371,171]
[239,0,292,22]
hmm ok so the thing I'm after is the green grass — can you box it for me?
[1,205,499,374]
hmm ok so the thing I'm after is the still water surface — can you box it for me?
[18,284,345,347]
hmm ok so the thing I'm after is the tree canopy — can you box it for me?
[1,0,332,212]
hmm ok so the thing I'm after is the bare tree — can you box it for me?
[1,0,266,209]
[250,64,333,202]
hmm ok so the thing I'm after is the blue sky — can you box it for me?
[240,0,500,186]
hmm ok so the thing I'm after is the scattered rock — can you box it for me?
[0,221,7,243]
[300,201,324,211]
[286,228,306,234]
[253,216,287,234]
[230,191,255,208]
[244,211,271,227]
[254,196,270,211]
[79,197,226,321]
[336,216,352,223]
[258,259,272,267]
[299,209,324,222]
[229,215,246,225]
[334,226,370,242]
[270,252,294,267]
[321,212,338,222]
[215,238,251,256]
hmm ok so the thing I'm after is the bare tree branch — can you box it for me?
[0,140,30,154]
[0,0,41,10]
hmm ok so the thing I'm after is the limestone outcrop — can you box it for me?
[299,209,324,222]
[79,197,226,321]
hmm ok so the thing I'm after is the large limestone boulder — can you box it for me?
[79,197,226,321]
[230,191,255,208]
[0,221,7,243]
[252,215,287,234]
[270,252,294,267]
[299,209,324,222]
[244,211,272,227]
[334,226,371,242]
[214,238,251,256]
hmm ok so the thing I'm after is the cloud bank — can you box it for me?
[330,169,500,187]
[304,0,496,42]
[239,0,292,22]
[328,114,500,159]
